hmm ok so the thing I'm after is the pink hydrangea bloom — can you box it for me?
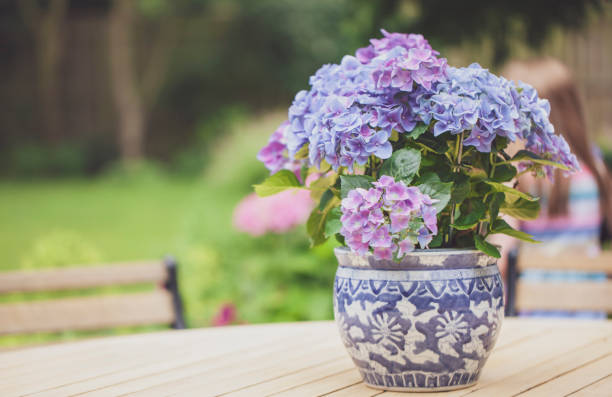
[340,175,438,260]
[233,189,314,236]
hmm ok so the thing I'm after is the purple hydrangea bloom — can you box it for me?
[414,63,579,174]
[268,32,446,172]
[340,176,438,260]
[356,30,447,92]
[257,121,302,174]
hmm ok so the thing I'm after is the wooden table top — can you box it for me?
[1,318,610,397]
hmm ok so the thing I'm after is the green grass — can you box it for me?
[0,112,338,347]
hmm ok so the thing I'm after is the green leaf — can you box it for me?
[452,201,485,230]
[294,144,309,160]
[318,189,334,211]
[484,180,538,202]
[306,196,340,247]
[490,218,540,243]
[500,196,541,220]
[488,192,505,222]
[406,123,429,140]
[450,174,470,205]
[324,207,342,238]
[416,173,452,212]
[380,148,421,183]
[507,150,570,170]
[340,175,374,198]
[474,234,501,258]
[253,170,301,197]
[490,163,517,182]
[309,173,338,202]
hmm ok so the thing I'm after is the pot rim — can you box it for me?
[334,246,492,256]
[334,246,498,269]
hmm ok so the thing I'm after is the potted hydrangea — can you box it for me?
[255,30,577,392]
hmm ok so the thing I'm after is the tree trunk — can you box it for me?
[108,0,144,164]
[18,0,67,143]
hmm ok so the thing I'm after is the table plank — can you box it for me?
[519,354,612,396]
[569,374,612,397]
[0,319,610,397]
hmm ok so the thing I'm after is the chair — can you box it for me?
[505,249,612,316]
[0,257,185,335]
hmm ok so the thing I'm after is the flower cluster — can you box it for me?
[340,176,438,260]
[356,30,447,92]
[257,121,302,174]
[285,31,447,171]
[233,190,314,236]
[414,63,579,171]
[516,82,579,173]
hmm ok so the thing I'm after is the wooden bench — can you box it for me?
[0,257,185,335]
[505,250,612,315]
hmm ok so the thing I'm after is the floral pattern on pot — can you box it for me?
[333,251,504,392]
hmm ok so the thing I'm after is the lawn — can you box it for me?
[0,113,338,347]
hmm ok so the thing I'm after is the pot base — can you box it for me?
[364,380,477,393]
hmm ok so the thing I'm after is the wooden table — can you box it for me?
[1,319,610,396]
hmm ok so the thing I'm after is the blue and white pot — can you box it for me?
[333,247,504,392]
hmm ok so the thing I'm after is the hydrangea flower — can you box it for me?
[266,31,447,173]
[356,30,447,92]
[414,63,579,173]
[233,190,314,236]
[257,121,303,174]
[340,176,438,260]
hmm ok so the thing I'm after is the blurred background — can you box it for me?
[0,0,610,346]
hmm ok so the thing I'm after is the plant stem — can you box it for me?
[448,133,464,245]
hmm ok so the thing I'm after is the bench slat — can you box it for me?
[516,280,612,312]
[0,291,175,335]
[0,262,167,294]
[518,252,612,273]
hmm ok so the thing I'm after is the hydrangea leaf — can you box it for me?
[406,123,429,140]
[484,180,538,202]
[254,170,301,197]
[500,196,541,220]
[340,175,374,199]
[309,173,338,202]
[324,207,343,238]
[307,196,340,247]
[380,148,421,183]
[507,150,570,170]
[474,234,501,258]
[487,192,506,222]
[490,218,540,243]
[416,173,452,212]
[452,200,485,230]
[450,173,470,204]
[490,163,517,182]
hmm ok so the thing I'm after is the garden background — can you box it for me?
[1,0,610,347]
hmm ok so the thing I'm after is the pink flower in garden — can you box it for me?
[212,303,237,326]
[233,189,314,236]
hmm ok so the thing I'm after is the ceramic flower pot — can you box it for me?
[333,247,504,392]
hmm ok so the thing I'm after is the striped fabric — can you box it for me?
[519,164,606,318]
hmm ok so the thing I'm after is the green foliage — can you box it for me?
[339,175,374,198]
[324,207,343,238]
[500,196,541,220]
[506,150,570,170]
[490,219,539,243]
[474,234,501,258]
[452,201,485,230]
[416,173,452,212]
[379,148,421,183]
[253,170,301,197]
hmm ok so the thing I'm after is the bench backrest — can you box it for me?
[0,258,185,335]
[506,250,612,315]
